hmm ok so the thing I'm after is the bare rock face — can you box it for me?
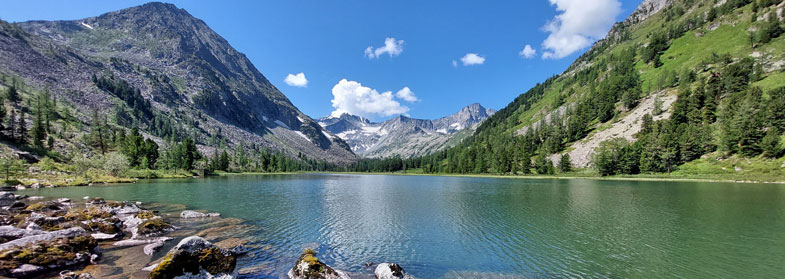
[149,236,237,279]
[375,263,414,279]
[288,249,350,279]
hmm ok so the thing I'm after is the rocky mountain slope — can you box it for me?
[318,104,495,158]
[0,2,354,163]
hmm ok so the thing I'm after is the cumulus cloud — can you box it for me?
[541,0,621,59]
[519,44,537,59]
[459,53,485,66]
[395,87,419,102]
[284,72,308,87]
[330,79,411,118]
[365,37,404,59]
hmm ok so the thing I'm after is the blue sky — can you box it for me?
[1,0,641,121]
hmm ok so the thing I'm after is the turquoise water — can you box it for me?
[25,174,785,278]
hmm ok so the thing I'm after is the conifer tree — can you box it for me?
[17,111,27,144]
[558,154,572,173]
[31,108,46,149]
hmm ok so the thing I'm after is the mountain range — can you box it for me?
[318,104,495,158]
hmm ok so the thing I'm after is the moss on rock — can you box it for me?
[137,218,173,236]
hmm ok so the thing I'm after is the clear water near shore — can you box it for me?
[24,174,785,278]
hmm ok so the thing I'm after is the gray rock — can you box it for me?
[180,210,220,219]
[149,236,237,279]
[0,225,46,240]
[91,232,120,240]
[375,263,414,279]
[143,241,165,255]
[0,227,88,250]
[288,249,350,279]
[113,237,172,247]
[10,264,44,277]
[0,192,16,207]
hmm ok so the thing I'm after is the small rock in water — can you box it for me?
[375,263,414,279]
[180,210,220,219]
[143,241,166,255]
[11,264,43,277]
[288,248,350,279]
[91,233,119,241]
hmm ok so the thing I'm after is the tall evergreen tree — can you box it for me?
[17,111,26,144]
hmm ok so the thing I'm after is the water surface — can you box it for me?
[26,174,785,278]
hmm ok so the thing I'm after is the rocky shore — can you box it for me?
[0,192,243,278]
[1,191,418,279]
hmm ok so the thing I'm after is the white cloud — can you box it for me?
[365,37,404,59]
[459,53,485,66]
[330,79,410,118]
[395,87,419,102]
[541,0,621,59]
[284,72,308,87]
[519,44,537,59]
[452,60,458,67]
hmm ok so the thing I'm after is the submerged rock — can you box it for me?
[149,236,237,279]
[180,210,220,219]
[113,237,172,247]
[10,264,43,277]
[288,249,350,279]
[375,263,414,279]
[0,192,16,207]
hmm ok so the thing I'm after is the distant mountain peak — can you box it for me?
[317,103,495,158]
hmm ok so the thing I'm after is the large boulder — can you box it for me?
[149,236,237,279]
[288,249,350,279]
[375,263,414,279]
[0,228,99,278]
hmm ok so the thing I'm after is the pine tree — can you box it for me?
[7,109,16,141]
[558,154,572,173]
[0,97,5,132]
[5,85,19,103]
[90,110,106,154]
[761,128,781,158]
[17,111,27,144]
[30,108,46,149]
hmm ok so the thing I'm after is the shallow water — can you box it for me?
[24,174,785,278]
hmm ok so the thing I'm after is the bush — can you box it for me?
[35,157,57,172]
[103,152,130,177]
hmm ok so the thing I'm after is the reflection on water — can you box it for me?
[25,174,785,278]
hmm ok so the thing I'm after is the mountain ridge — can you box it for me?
[318,103,495,158]
[1,2,355,163]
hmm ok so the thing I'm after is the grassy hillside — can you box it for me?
[356,0,785,180]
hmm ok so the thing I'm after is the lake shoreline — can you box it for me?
[305,171,785,184]
[6,170,784,191]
